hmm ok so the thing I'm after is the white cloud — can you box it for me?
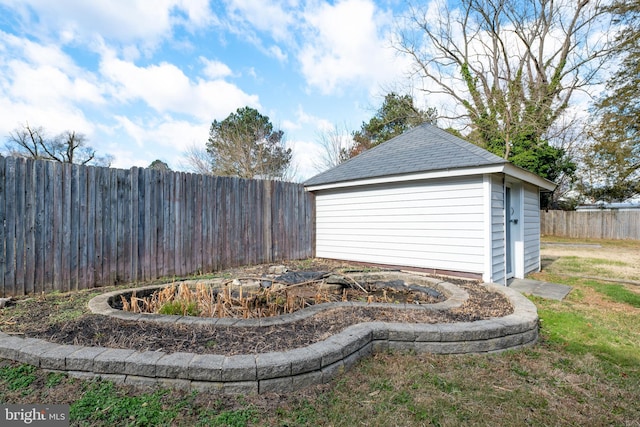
[287,137,325,182]
[1,0,217,47]
[99,52,261,121]
[282,106,333,133]
[200,57,233,79]
[0,32,103,137]
[109,115,211,170]
[114,115,208,152]
[298,0,407,95]
[224,0,295,43]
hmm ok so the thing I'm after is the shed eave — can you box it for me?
[305,163,557,193]
[304,164,506,192]
[503,164,557,191]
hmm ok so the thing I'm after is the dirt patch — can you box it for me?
[0,261,513,356]
[541,242,640,280]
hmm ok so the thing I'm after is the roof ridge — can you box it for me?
[304,123,507,187]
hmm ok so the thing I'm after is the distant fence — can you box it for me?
[0,157,315,297]
[540,209,640,240]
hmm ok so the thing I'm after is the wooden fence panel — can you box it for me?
[0,157,315,296]
[4,158,16,295]
[77,165,88,291]
[541,210,640,240]
[14,159,26,295]
[0,158,5,296]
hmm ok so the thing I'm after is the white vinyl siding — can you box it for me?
[523,183,540,275]
[315,177,485,274]
[490,174,506,284]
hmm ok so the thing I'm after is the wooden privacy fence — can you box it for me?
[541,209,640,240]
[0,157,315,297]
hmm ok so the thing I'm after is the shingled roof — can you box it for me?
[304,123,507,187]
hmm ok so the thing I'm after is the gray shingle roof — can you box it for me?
[304,124,507,187]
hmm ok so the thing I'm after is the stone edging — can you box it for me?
[0,281,538,394]
[87,272,469,327]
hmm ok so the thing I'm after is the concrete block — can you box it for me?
[125,375,159,388]
[189,318,219,327]
[142,314,180,324]
[388,324,416,342]
[0,336,39,360]
[357,342,373,359]
[223,381,258,395]
[291,370,322,391]
[494,316,531,335]
[437,323,476,342]
[388,341,415,353]
[65,347,109,372]
[97,373,126,384]
[370,322,389,340]
[188,354,224,381]
[111,313,142,321]
[40,345,84,370]
[93,348,137,374]
[213,318,239,327]
[259,376,294,394]
[287,347,322,375]
[340,324,372,358]
[16,340,60,366]
[190,380,224,393]
[235,319,261,327]
[156,352,194,379]
[413,342,438,353]
[321,360,344,384]
[66,371,98,381]
[313,338,344,368]
[221,355,256,381]
[342,348,362,371]
[124,350,165,377]
[371,340,389,354]
[157,378,191,390]
[414,325,441,342]
[256,352,291,379]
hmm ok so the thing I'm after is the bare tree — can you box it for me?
[396,0,610,164]
[5,122,112,166]
[314,123,353,172]
[180,144,214,175]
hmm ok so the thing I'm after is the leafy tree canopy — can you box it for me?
[349,92,437,157]
[207,107,292,180]
[148,159,171,171]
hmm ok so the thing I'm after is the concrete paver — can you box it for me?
[508,278,572,301]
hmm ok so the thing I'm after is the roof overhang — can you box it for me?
[305,163,557,192]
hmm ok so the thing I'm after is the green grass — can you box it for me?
[70,381,180,426]
[583,281,640,307]
[0,364,37,392]
[158,300,200,316]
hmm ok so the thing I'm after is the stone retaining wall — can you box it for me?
[0,278,538,394]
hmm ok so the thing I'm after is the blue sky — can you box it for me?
[0,0,420,181]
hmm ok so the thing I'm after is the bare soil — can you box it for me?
[0,260,513,356]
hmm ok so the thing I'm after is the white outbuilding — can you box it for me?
[304,124,557,285]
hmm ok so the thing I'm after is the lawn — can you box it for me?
[1,238,639,426]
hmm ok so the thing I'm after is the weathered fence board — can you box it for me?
[541,210,640,240]
[0,157,315,296]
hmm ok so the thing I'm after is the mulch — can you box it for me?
[0,262,514,356]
